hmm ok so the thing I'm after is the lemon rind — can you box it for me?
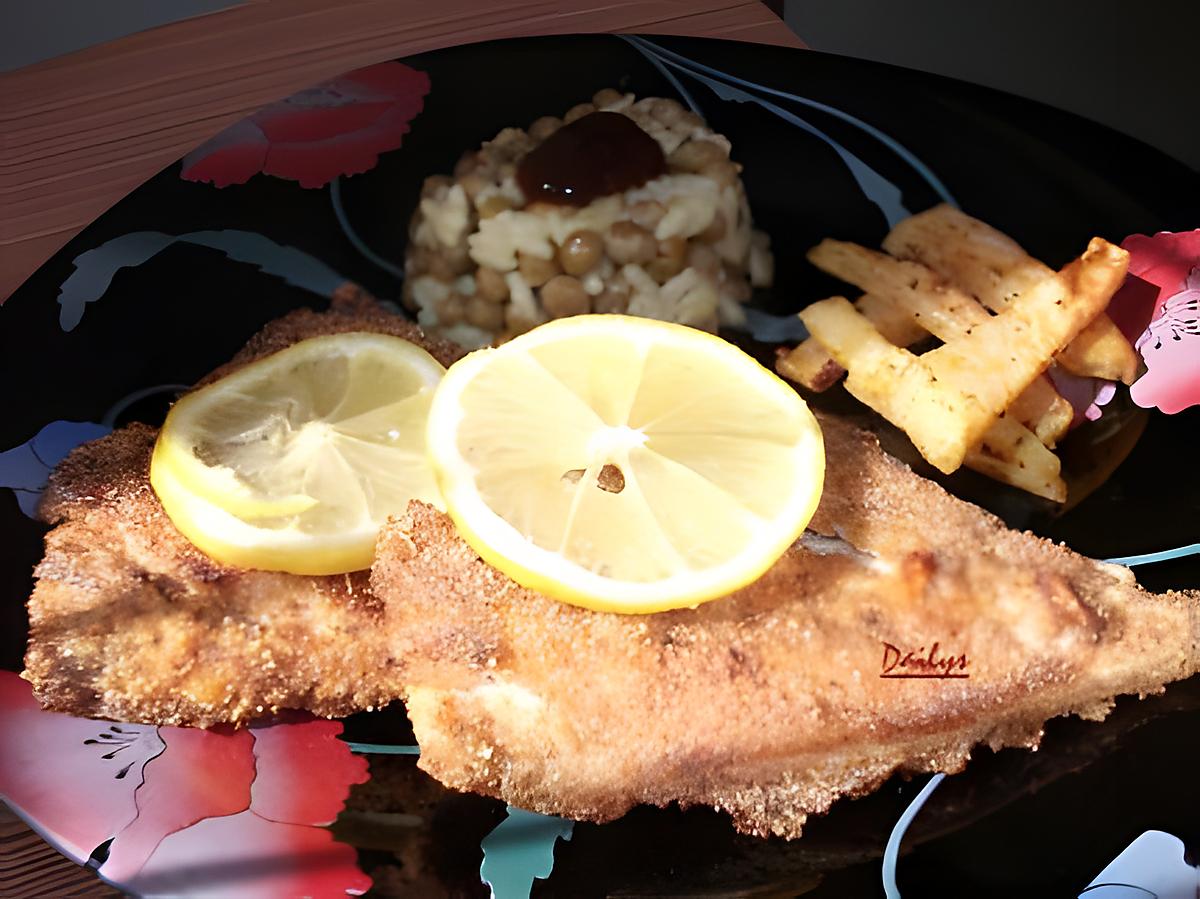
[426,315,826,614]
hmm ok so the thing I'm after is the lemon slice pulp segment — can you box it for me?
[425,314,825,613]
[151,331,446,574]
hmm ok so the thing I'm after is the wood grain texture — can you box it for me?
[0,0,801,302]
[0,808,119,897]
[0,3,800,892]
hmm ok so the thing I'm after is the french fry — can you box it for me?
[1064,314,1139,384]
[808,239,987,333]
[882,205,1138,384]
[798,296,980,472]
[964,417,1066,503]
[776,292,924,391]
[799,238,1129,475]
[776,334,845,391]
[806,239,1073,447]
[856,293,928,347]
[796,297,1065,497]
[917,237,1129,453]
[1006,379,1073,449]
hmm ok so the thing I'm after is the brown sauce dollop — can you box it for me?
[516,112,666,207]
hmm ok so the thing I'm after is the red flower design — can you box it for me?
[0,672,157,863]
[1046,367,1117,429]
[181,62,431,188]
[1110,230,1200,414]
[0,672,370,897]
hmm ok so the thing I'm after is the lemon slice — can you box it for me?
[151,331,446,574]
[426,314,825,613]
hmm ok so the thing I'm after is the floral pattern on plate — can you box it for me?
[0,672,371,898]
[181,62,430,189]
[1110,230,1200,414]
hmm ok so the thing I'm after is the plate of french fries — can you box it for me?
[777,204,1140,505]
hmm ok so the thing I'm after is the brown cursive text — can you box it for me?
[880,641,969,678]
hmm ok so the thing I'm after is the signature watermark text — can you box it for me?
[880,641,969,679]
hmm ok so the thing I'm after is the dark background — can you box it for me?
[8,0,1200,175]
[787,0,1200,172]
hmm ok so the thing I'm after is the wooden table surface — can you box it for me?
[0,0,800,305]
[0,3,800,894]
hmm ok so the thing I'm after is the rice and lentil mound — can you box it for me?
[403,88,774,347]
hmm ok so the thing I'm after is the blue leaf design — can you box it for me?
[666,61,907,227]
[624,37,703,117]
[330,178,406,280]
[624,37,957,211]
[57,230,352,331]
[479,806,575,899]
[739,306,810,343]
[343,742,421,756]
[1104,544,1200,567]
[99,384,191,429]
[1080,830,1198,898]
[882,772,945,899]
[0,421,112,517]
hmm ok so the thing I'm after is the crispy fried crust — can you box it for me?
[24,293,464,725]
[24,294,1200,839]
[27,424,394,725]
[371,415,1200,838]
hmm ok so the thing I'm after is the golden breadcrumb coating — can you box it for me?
[24,290,464,725]
[371,415,1199,838]
[24,292,1200,839]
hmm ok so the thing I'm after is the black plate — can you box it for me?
[3,34,1200,898]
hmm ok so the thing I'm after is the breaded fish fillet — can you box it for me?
[25,298,1200,839]
[371,414,1200,838]
[24,291,464,726]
